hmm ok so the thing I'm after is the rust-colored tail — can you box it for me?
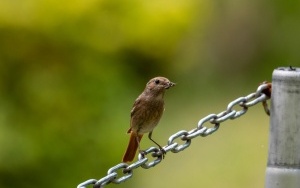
[122,132,143,162]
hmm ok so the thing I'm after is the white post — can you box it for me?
[265,67,300,188]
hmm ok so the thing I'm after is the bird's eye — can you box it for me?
[154,79,160,84]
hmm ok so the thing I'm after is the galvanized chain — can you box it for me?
[77,82,272,188]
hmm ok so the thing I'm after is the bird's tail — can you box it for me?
[122,132,143,162]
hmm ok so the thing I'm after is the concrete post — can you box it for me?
[265,67,300,188]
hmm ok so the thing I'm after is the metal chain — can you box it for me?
[77,82,272,188]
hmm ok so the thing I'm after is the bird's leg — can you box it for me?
[136,136,146,157]
[148,131,166,158]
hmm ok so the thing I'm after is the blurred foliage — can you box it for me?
[0,0,299,188]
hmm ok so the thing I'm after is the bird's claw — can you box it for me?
[160,148,166,159]
[151,147,166,159]
[139,150,146,158]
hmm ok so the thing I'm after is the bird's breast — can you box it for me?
[131,99,164,134]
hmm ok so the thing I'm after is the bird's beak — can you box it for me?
[165,82,176,89]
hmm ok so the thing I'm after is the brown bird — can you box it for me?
[122,77,175,163]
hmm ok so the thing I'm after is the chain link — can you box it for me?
[77,82,271,188]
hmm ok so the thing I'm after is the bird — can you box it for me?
[122,76,175,162]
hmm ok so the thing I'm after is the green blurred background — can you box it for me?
[0,0,299,188]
